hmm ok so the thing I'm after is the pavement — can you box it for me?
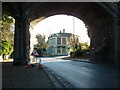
[60,56,117,65]
[2,60,56,88]
[1,58,70,89]
[61,57,91,62]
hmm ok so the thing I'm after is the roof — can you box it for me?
[48,32,72,39]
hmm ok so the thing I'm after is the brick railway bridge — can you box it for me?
[2,2,119,65]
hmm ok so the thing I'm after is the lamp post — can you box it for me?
[73,16,75,35]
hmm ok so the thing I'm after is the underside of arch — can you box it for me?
[2,2,118,65]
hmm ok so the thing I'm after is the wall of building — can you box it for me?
[47,33,71,56]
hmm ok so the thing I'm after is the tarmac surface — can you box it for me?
[42,58,118,88]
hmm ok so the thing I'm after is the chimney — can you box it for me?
[59,30,61,33]
[63,29,65,33]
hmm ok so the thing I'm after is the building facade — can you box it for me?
[47,30,72,56]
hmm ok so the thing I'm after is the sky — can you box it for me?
[33,14,90,44]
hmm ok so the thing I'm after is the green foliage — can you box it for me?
[81,42,90,51]
[0,49,2,56]
[2,14,14,24]
[0,20,2,28]
[77,42,82,50]
[0,14,14,60]
[74,42,90,57]
[74,49,84,57]
[43,48,46,51]
[68,34,79,52]
[68,35,90,57]
[35,34,48,49]
[1,14,14,41]
[1,40,13,59]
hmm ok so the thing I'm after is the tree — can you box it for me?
[1,40,13,60]
[0,14,14,60]
[35,34,48,50]
[80,42,90,51]
[2,14,14,42]
[74,42,90,57]
[68,34,79,52]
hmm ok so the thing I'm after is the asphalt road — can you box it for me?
[36,56,118,88]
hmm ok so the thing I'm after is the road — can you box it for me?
[36,56,118,88]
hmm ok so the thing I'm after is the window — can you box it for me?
[57,47,61,54]
[62,38,66,45]
[57,38,61,44]
[62,47,66,53]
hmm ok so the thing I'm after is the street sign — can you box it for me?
[31,49,39,56]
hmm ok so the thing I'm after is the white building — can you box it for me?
[47,29,72,56]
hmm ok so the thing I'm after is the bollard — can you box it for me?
[27,58,31,68]
[39,59,41,64]
[39,64,43,69]
[39,59,43,69]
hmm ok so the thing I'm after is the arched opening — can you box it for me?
[28,2,115,64]
[3,2,118,65]
[30,14,90,63]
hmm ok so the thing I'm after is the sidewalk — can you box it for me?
[60,56,92,63]
[2,61,56,88]
[60,56,119,66]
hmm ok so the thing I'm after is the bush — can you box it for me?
[1,40,13,60]
[74,49,84,57]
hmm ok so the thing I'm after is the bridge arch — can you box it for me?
[2,2,118,65]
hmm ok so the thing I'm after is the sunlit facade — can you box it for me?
[47,29,72,56]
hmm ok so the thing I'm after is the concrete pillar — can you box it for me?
[13,16,29,65]
[113,17,119,64]
[13,4,29,65]
[118,4,120,64]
